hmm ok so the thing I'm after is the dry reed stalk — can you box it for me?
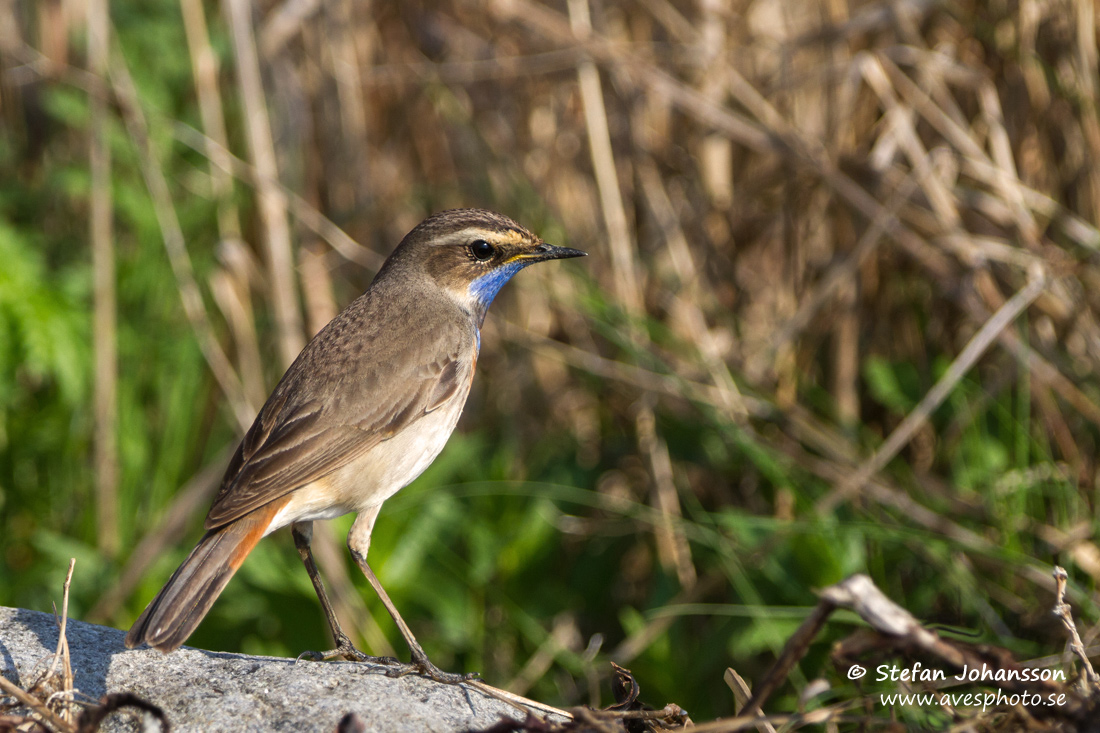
[321,0,370,216]
[210,240,267,411]
[505,614,579,696]
[1072,0,1100,227]
[110,48,254,432]
[37,0,68,68]
[637,159,747,419]
[88,0,117,558]
[300,245,338,336]
[635,401,696,588]
[179,0,243,243]
[224,0,304,369]
[817,268,1048,513]
[830,278,860,426]
[859,55,961,231]
[883,46,1100,252]
[171,121,384,268]
[497,0,964,299]
[699,41,1093,445]
[567,0,641,313]
[259,0,321,58]
[973,276,1100,430]
[762,171,921,368]
[0,0,22,96]
[696,0,733,211]
[825,18,862,429]
[567,0,694,588]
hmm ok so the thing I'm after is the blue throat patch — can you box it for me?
[468,260,528,309]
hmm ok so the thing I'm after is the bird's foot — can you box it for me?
[316,654,473,683]
[297,637,477,683]
[297,634,400,667]
[396,649,479,684]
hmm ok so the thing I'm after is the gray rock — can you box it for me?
[0,606,539,732]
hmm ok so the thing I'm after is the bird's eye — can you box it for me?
[470,239,495,261]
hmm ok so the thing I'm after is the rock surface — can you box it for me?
[0,606,538,732]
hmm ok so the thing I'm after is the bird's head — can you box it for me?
[381,209,586,325]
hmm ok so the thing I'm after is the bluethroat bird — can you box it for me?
[125,209,586,682]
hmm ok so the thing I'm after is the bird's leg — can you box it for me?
[291,521,398,667]
[347,511,478,684]
[348,551,479,684]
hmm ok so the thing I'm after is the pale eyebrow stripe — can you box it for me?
[429,227,526,246]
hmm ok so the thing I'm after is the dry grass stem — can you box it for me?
[0,673,73,733]
[468,679,574,721]
[0,559,78,731]
[88,0,118,561]
[109,49,253,432]
[723,668,777,733]
[223,0,304,369]
[45,560,76,693]
[764,172,921,365]
[566,0,642,314]
[817,267,1048,513]
[636,159,747,418]
[170,122,384,269]
[209,250,267,412]
[505,615,580,696]
[178,0,242,242]
[566,0,694,590]
[635,404,696,589]
[1052,566,1100,690]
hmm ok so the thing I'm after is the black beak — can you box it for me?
[525,243,588,262]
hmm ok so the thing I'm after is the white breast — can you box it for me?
[267,381,471,533]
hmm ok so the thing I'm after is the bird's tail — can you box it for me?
[125,502,281,653]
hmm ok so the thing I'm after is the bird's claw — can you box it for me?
[299,637,476,683]
[297,636,400,666]
[407,650,479,684]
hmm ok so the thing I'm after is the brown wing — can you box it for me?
[205,298,473,530]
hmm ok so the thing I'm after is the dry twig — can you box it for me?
[1052,566,1100,690]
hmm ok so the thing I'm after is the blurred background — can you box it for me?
[3,0,1100,724]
